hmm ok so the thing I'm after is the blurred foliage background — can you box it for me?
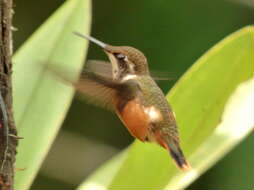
[14,0,254,189]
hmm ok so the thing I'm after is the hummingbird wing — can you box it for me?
[76,70,120,110]
[46,61,140,110]
[150,71,176,81]
[86,60,175,81]
[85,60,113,79]
[78,69,143,110]
[45,62,121,110]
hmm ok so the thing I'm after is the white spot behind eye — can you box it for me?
[144,106,162,122]
[121,74,137,81]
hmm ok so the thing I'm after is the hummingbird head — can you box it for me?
[74,32,149,81]
[104,45,149,81]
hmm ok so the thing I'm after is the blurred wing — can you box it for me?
[45,62,120,110]
[85,60,113,79]
[150,71,176,81]
[76,71,120,110]
[86,60,176,81]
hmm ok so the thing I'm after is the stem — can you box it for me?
[0,0,18,189]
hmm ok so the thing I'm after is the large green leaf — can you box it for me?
[77,152,127,190]
[78,26,254,190]
[13,0,91,189]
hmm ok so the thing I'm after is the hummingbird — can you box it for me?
[62,32,190,170]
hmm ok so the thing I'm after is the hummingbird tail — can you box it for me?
[166,139,191,171]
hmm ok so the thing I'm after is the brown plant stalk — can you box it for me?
[0,0,18,189]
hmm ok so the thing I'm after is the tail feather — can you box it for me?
[166,140,191,171]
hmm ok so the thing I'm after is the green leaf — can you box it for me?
[78,26,254,190]
[77,152,128,190]
[13,0,91,189]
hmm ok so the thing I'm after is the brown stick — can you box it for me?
[0,0,18,189]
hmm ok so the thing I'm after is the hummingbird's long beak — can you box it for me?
[73,31,107,49]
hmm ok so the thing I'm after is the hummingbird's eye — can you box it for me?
[114,53,126,61]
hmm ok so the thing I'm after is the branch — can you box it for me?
[0,0,18,189]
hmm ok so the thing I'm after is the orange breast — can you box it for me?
[116,99,149,141]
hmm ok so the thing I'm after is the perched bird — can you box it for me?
[59,32,190,170]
